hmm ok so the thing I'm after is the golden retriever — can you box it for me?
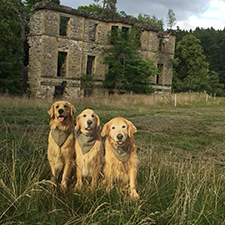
[74,109,103,192]
[47,101,76,192]
[101,117,140,200]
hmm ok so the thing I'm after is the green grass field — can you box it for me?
[0,93,225,224]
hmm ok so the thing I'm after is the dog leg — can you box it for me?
[74,166,83,192]
[60,160,73,192]
[90,166,100,191]
[103,164,113,193]
[129,167,140,201]
[49,161,63,185]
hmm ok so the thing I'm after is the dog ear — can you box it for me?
[95,114,101,131]
[75,114,80,131]
[101,122,109,137]
[48,104,55,119]
[69,103,76,117]
[127,120,137,137]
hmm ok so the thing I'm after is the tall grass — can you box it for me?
[71,92,216,109]
[0,94,225,224]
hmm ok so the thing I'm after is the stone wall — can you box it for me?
[28,2,176,99]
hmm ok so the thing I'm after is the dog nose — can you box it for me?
[87,120,92,126]
[117,134,123,140]
[58,109,64,114]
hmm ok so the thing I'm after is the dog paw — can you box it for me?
[130,191,140,201]
[60,183,67,193]
[74,183,82,193]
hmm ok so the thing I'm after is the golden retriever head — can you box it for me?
[48,101,76,128]
[75,109,100,135]
[101,117,137,146]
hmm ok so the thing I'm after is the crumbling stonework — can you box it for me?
[28,2,176,99]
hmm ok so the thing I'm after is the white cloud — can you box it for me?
[176,0,225,30]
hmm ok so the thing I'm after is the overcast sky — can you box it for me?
[60,0,225,30]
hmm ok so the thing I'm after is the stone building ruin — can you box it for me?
[28,2,176,99]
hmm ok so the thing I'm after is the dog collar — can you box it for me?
[51,127,71,147]
[110,143,131,162]
[78,132,97,155]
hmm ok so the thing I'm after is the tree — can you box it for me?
[103,27,157,94]
[78,4,103,14]
[194,27,225,86]
[167,8,176,29]
[93,0,117,17]
[136,13,164,30]
[173,34,209,92]
[208,70,224,96]
[0,0,24,94]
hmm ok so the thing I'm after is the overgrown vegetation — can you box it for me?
[1,94,225,224]
[103,27,157,94]
[81,73,94,96]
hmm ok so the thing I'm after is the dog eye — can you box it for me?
[112,126,115,129]
[64,105,68,108]
[56,105,59,109]
[83,114,86,117]
[91,114,95,118]
[122,125,126,128]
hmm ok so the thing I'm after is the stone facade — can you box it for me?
[28,2,176,99]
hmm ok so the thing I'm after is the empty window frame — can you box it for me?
[57,51,67,77]
[158,38,163,51]
[122,26,129,39]
[86,55,95,75]
[88,20,98,41]
[59,15,70,36]
[111,25,118,44]
[54,81,67,98]
[156,64,163,84]
[158,38,166,51]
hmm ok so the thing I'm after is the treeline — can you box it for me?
[173,27,225,96]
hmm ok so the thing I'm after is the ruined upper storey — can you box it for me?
[28,2,176,99]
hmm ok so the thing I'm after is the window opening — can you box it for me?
[57,51,67,77]
[59,15,70,36]
[111,25,118,44]
[122,26,129,39]
[156,64,163,84]
[88,21,98,41]
[159,38,163,51]
[54,81,67,98]
[86,55,95,75]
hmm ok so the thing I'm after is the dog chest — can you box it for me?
[51,127,71,147]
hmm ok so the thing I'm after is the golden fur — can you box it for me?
[47,101,76,192]
[101,117,140,200]
[74,109,104,192]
